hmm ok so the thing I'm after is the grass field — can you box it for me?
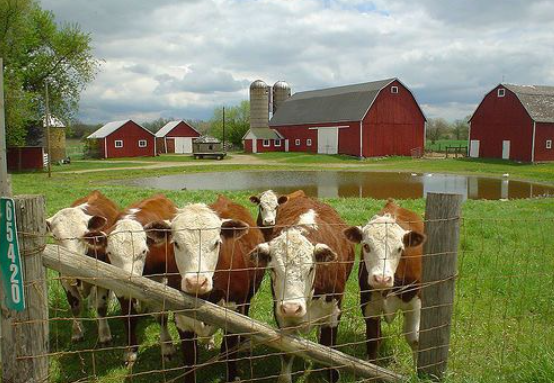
[9,157,554,383]
[425,139,467,152]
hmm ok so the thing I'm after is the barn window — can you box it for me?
[138,140,148,148]
[295,139,301,146]
[114,140,123,148]
[263,139,270,147]
[274,139,282,147]
[547,140,552,149]
[498,88,505,97]
[391,86,399,94]
[306,139,312,146]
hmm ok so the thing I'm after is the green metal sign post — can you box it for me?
[0,197,25,311]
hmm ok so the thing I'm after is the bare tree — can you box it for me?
[426,118,449,144]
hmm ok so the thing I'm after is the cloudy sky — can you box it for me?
[42,0,554,123]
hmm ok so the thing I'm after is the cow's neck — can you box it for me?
[256,213,273,241]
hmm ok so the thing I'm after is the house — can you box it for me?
[242,127,285,153]
[155,120,201,154]
[469,84,554,162]
[87,120,155,158]
[243,78,425,157]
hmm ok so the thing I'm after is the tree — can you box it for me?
[209,101,250,147]
[451,116,470,140]
[1,0,99,146]
[426,118,449,144]
[142,117,173,133]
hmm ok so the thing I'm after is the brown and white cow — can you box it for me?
[46,190,119,344]
[86,194,179,366]
[250,196,355,383]
[249,189,306,241]
[344,199,426,362]
[147,195,265,383]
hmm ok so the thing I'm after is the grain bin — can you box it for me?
[250,80,269,129]
[43,116,66,162]
[272,81,291,114]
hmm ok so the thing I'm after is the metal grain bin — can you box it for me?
[272,81,291,114]
[249,80,269,129]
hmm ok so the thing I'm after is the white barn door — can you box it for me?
[174,137,193,154]
[317,128,338,155]
[469,140,480,158]
[502,140,510,160]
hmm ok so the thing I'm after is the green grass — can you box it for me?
[9,159,554,383]
[425,139,467,152]
[254,152,362,163]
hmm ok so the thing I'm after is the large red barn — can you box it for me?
[87,120,155,158]
[243,78,426,157]
[155,120,201,154]
[469,84,554,162]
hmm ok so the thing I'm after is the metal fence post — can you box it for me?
[1,195,49,383]
[417,192,462,380]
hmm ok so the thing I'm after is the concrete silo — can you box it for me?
[272,81,291,114]
[249,80,269,129]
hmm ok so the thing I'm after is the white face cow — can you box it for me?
[147,203,249,295]
[344,214,426,289]
[250,228,337,323]
[46,204,107,255]
[250,190,288,227]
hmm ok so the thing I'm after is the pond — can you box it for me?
[123,171,554,200]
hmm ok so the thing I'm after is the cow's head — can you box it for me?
[46,205,107,256]
[344,214,426,289]
[249,228,337,322]
[147,203,249,295]
[249,190,288,227]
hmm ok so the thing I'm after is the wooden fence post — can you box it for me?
[417,192,462,380]
[1,195,49,383]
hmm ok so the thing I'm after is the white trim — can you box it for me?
[307,138,312,147]
[520,120,537,162]
[114,140,123,148]
[295,139,301,146]
[391,86,399,94]
[164,137,168,154]
[359,120,363,157]
[262,139,270,147]
[274,139,282,147]
[138,139,148,148]
[308,125,349,130]
[104,138,107,159]
[546,139,552,150]
[467,121,471,152]
[497,88,505,98]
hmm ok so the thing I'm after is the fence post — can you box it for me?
[1,195,49,383]
[417,192,462,380]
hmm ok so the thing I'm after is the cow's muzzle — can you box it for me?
[182,274,211,295]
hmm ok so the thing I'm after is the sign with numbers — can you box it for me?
[0,198,25,311]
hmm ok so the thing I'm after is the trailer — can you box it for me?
[192,136,227,160]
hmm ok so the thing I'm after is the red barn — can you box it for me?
[469,84,554,162]
[242,127,285,153]
[155,120,201,154]
[243,78,425,157]
[87,120,155,158]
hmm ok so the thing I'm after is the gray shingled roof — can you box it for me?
[243,127,283,140]
[87,120,153,139]
[503,84,554,123]
[269,78,398,126]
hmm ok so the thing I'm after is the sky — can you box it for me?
[41,0,554,124]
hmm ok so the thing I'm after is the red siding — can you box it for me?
[274,125,319,153]
[156,137,176,154]
[255,139,285,153]
[363,80,425,157]
[104,121,155,158]
[7,147,44,171]
[165,122,201,138]
[470,85,534,162]
[243,139,253,153]
[534,122,554,162]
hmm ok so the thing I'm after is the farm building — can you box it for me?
[243,78,426,157]
[87,119,155,158]
[242,127,285,153]
[469,84,554,162]
[155,120,201,154]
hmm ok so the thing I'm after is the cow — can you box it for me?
[46,190,119,345]
[249,189,306,241]
[146,195,265,383]
[85,194,179,366]
[249,196,355,383]
[344,199,426,363]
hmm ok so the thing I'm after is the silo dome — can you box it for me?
[272,81,292,114]
[273,81,290,90]
[250,80,270,128]
[250,80,268,90]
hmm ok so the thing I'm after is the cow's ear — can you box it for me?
[83,231,107,250]
[46,218,53,232]
[221,219,249,239]
[403,231,426,248]
[249,196,260,204]
[249,243,271,264]
[344,226,363,243]
[314,244,338,263]
[88,216,107,231]
[145,220,172,244]
[277,195,288,205]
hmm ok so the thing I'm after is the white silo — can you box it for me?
[249,80,269,128]
[272,81,291,114]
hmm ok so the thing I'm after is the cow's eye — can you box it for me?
[212,240,220,250]
[174,242,180,250]
[363,244,371,253]
[397,246,403,253]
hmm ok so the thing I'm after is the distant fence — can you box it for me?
[1,194,553,383]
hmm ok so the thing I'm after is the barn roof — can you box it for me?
[155,120,200,137]
[503,84,554,123]
[243,127,283,140]
[42,116,65,128]
[269,78,424,126]
[87,120,153,139]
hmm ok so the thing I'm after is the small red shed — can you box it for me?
[242,127,285,153]
[87,120,155,159]
[155,120,201,154]
[264,78,425,157]
[469,84,554,162]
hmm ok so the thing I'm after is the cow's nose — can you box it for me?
[183,275,209,292]
[372,274,393,287]
[280,302,304,317]
[263,219,275,226]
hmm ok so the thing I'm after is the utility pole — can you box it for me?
[44,81,52,178]
[222,106,226,152]
[0,58,11,197]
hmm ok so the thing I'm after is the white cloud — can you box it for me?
[41,0,554,123]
